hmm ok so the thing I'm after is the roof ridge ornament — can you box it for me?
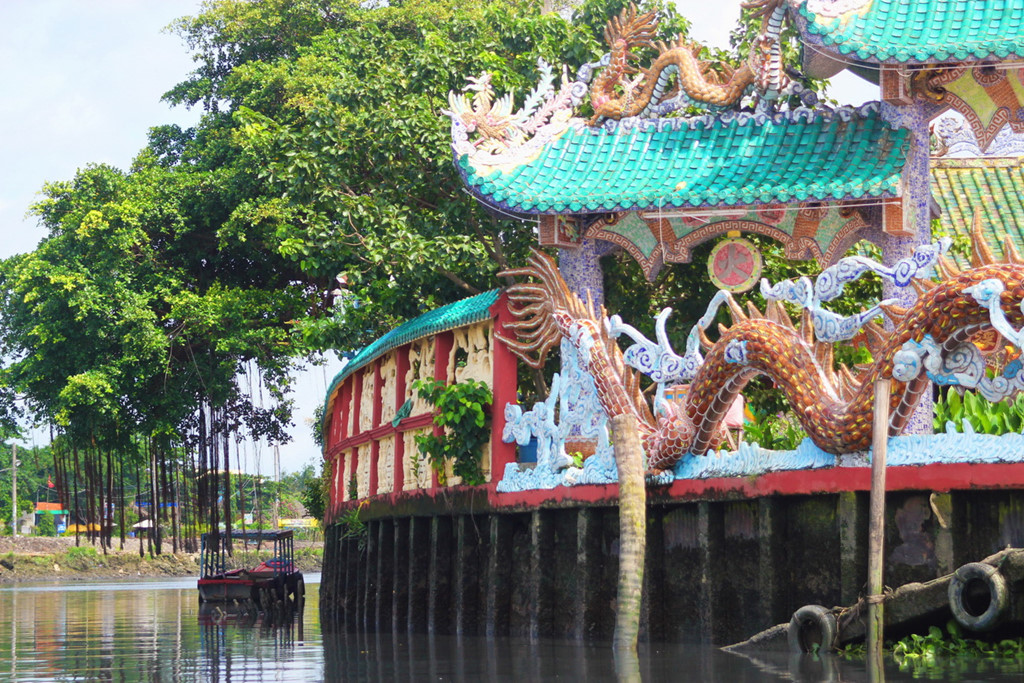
[804,0,873,19]
[587,1,799,124]
[445,1,822,167]
[444,59,582,174]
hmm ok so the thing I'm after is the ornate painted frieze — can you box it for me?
[379,354,397,426]
[356,443,371,499]
[583,203,870,280]
[358,367,375,433]
[928,66,1024,153]
[933,114,1024,158]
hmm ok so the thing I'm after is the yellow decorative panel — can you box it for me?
[480,440,492,483]
[405,338,435,414]
[346,388,356,438]
[452,321,493,385]
[379,353,398,426]
[356,443,371,499]
[342,451,352,501]
[402,428,433,491]
[377,436,395,494]
[359,367,375,433]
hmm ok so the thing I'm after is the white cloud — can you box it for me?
[684,4,742,49]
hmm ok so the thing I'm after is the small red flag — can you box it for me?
[47,477,54,488]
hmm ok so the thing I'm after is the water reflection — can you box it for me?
[0,575,322,681]
[318,631,852,682]
[0,577,1021,681]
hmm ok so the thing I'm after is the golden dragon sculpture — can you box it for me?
[588,1,789,124]
[498,227,1024,473]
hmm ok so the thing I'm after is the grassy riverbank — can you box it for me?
[0,537,323,582]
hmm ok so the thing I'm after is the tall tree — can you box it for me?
[166,0,691,351]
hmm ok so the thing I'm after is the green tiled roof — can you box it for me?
[931,157,1024,269]
[322,290,501,427]
[799,0,1024,63]
[458,105,909,215]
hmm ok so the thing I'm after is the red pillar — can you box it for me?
[333,382,353,514]
[350,371,363,500]
[432,331,455,488]
[369,360,383,496]
[393,344,411,493]
[490,293,518,479]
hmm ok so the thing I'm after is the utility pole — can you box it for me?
[11,444,17,538]
[273,443,281,531]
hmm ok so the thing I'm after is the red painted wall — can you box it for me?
[323,306,520,524]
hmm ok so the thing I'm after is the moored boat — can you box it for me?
[197,529,304,611]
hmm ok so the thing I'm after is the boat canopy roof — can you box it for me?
[200,529,293,543]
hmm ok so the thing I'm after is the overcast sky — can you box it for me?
[0,1,875,472]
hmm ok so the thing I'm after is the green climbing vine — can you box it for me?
[412,378,492,486]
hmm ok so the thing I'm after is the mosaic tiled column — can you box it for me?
[880,101,944,435]
[557,239,613,306]
[557,238,615,445]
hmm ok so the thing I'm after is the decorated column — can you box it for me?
[878,94,945,435]
[557,239,611,308]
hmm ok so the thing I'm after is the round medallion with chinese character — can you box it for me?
[708,236,762,292]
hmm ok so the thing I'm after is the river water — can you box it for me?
[0,575,1021,681]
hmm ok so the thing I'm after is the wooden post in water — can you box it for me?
[867,378,891,675]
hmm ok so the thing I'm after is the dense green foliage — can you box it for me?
[741,410,807,450]
[413,378,493,485]
[935,389,1024,435]
[300,460,327,522]
[156,0,693,358]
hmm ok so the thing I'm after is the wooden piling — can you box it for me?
[611,413,646,653]
[867,378,891,669]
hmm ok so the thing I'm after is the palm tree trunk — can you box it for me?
[610,413,646,654]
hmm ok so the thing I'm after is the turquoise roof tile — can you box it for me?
[322,290,501,413]
[800,0,1024,63]
[457,106,909,215]
[930,157,1024,270]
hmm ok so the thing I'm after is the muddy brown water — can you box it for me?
[0,576,1021,681]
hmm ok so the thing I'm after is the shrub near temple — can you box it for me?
[413,379,492,486]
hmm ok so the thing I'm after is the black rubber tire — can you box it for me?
[948,562,1009,632]
[787,604,838,654]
